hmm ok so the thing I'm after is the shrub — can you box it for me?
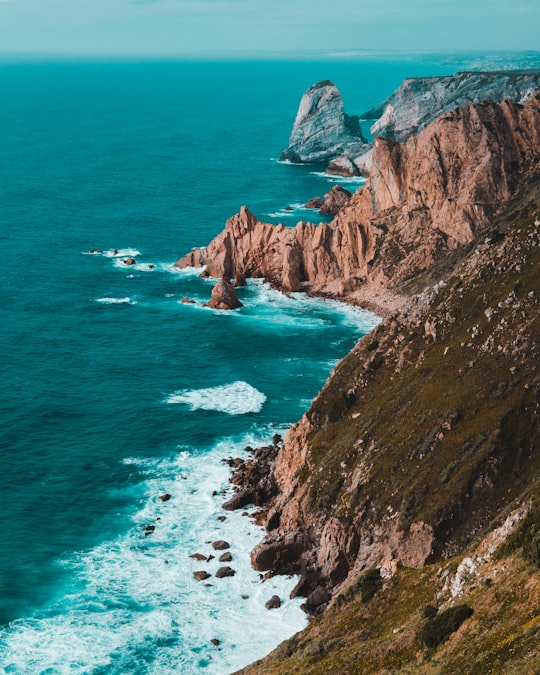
[423,604,438,619]
[421,604,474,649]
[356,568,383,603]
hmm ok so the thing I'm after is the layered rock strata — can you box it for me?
[362,69,540,142]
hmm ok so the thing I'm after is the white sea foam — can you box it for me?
[0,430,306,674]
[104,248,142,258]
[310,170,367,186]
[161,262,208,277]
[235,280,380,334]
[96,297,137,305]
[166,381,266,415]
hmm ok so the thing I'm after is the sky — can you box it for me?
[0,0,538,57]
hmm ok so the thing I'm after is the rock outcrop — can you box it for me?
[280,80,367,166]
[177,94,540,314]
[205,276,243,310]
[362,70,540,142]
[319,184,352,216]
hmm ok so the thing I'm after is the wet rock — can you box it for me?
[265,595,281,610]
[189,553,207,561]
[222,488,255,511]
[194,571,211,581]
[88,248,102,254]
[211,639,220,646]
[290,571,322,599]
[305,197,324,209]
[212,540,230,551]
[181,297,196,304]
[205,276,243,310]
[251,533,308,572]
[158,493,171,502]
[144,525,155,536]
[219,552,233,562]
[123,257,137,266]
[215,566,236,578]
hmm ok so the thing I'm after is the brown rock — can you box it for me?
[265,595,281,610]
[189,553,207,561]
[305,197,324,209]
[251,533,308,572]
[158,493,171,502]
[123,257,136,266]
[211,639,220,646]
[88,248,102,254]
[193,571,211,581]
[219,552,232,562]
[319,185,352,215]
[205,276,243,310]
[215,566,236,578]
[212,540,230,551]
[222,489,255,511]
[181,297,195,304]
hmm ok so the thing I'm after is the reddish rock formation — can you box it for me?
[319,184,352,215]
[176,94,540,313]
[205,277,243,310]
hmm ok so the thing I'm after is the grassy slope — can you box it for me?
[239,177,540,674]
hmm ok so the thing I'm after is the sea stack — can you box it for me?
[280,80,367,170]
[205,277,243,310]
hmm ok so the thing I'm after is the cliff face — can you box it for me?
[362,70,540,142]
[177,94,540,314]
[280,80,367,167]
[238,171,540,675]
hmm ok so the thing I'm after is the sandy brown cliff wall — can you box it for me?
[176,94,540,315]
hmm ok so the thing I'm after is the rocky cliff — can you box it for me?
[363,70,540,142]
[280,80,367,168]
[176,90,540,673]
[238,168,540,675]
[176,94,540,316]
[282,70,540,176]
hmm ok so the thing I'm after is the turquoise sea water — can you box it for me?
[0,56,471,673]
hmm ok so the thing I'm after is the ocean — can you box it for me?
[0,55,489,673]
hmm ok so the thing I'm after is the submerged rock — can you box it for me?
[280,80,367,164]
[305,197,324,209]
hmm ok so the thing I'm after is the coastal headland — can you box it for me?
[177,71,540,673]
